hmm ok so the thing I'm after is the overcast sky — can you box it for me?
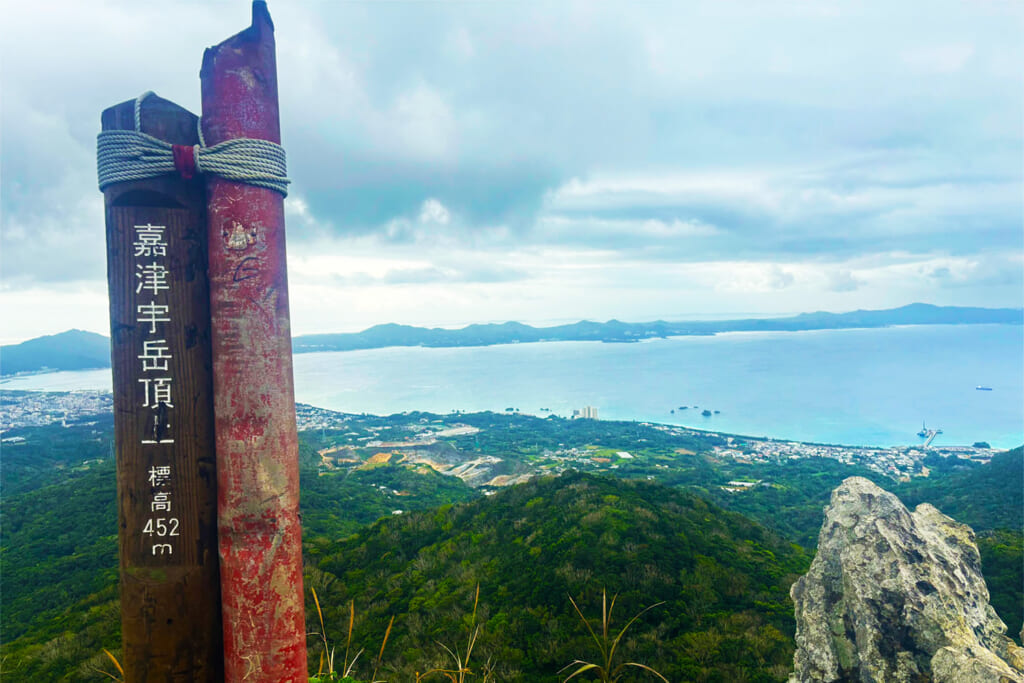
[1,0,1021,344]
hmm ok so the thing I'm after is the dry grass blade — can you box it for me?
[309,586,336,675]
[463,583,482,672]
[102,649,125,678]
[559,660,601,681]
[567,593,603,654]
[438,640,461,666]
[564,590,668,683]
[607,600,664,667]
[465,624,481,666]
[88,649,126,681]
[621,662,670,682]
[348,599,355,649]
[371,614,395,682]
[336,598,366,678]
[419,585,490,682]
[418,660,462,683]
[603,591,612,643]
[379,615,395,663]
[311,586,326,633]
[344,599,355,666]
[480,655,498,683]
[342,648,364,678]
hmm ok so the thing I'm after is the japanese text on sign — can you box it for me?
[134,224,177,558]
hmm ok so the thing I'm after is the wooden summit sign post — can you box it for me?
[100,94,223,681]
[99,2,305,681]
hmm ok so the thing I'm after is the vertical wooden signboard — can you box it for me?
[101,95,223,681]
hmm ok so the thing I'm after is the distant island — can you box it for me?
[292,303,1023,353]
[0,329,112,377]
[2,303,1021,376]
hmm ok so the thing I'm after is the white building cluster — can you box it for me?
[572,405,599,420]
[1,390,113,430]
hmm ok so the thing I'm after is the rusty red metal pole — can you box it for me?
[200,2,307,681]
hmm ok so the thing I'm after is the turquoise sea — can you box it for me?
[4,324,1022,449]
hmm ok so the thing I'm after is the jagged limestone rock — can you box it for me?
[788,476,1024,682]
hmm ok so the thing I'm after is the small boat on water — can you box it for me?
[918,421,928,438]
[976,386,993,391]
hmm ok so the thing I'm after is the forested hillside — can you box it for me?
[304,471,810,682]
[1,410,1019,680]
[896,447,1023,533]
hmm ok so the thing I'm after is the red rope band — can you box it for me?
[172,144,197,180]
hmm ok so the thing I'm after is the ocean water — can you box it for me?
[4,324,1022,449]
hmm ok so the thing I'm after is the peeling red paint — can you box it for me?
[200,3,307,681]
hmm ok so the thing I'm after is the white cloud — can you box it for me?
[0,284,109,344]
[548,172,779,212]
[1,0,1021,342]
[419,198,452,225]
[700,263,797,293]
[287,241,431,284]
[826,269,863,293]
[537,215,719,250]
[284,194,333,236]
[385,83,457,161]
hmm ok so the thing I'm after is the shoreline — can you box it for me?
[4,319,1021,380]
[5,315,1022,377]
[5,388,1016,454]
[4,323,1021,451]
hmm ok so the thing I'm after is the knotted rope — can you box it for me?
[97,91,289,196]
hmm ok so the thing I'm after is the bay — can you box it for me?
[4,324,1022,449]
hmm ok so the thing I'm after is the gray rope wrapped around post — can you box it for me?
[97,91,290,196]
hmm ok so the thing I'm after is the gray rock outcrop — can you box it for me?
[789,476,1024,682]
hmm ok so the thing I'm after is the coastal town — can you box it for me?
[0,390,112,431]
[641,423,996,480]
[709,433,994,480]
[268,401,1001,485]
[2,391,1001,486]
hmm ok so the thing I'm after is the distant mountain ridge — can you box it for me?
[0,330,110,377]
[292,302,1022,352]
[3,303,1020,375]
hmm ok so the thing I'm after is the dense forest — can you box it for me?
[304,471,809,682]
[1,409,1020,680]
